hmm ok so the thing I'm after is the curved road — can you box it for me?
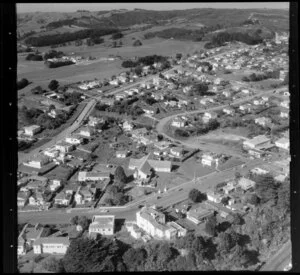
[156,87,287,155]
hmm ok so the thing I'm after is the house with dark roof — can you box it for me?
[128,153,172,181]
[33,237,70,255]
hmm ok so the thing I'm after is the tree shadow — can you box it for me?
[171,165,180,172]
[203,238,218,261]
[218,221,231,233]
[114,218,126,233]
[238,234,251,247]
[243,249,260,268]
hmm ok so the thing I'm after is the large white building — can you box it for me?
[243,135,271,150]
[23,155,50,169]
[136,206,186,240]
[275,137,290,150]
[33,237,70,254]
[89,215,115,237]
[129,154,172,180]
[78,171,110,182]
[24,125,41,137]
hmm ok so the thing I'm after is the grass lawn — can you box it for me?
[178,158,215,180]
[218,157,245,171]
[44,165,73,181]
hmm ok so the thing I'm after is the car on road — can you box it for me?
[99,209,109,213]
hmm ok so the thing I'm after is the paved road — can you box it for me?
[18,157,263,225]
[260,241,292,271]
[18,99,97,165]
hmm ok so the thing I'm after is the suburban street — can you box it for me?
[260,241,292,271]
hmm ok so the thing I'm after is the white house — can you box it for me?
[238,177,256,191]
[136,206,186,240]
[55,141,74,153]
[116,150,128,158]
[251,167,269,175]
[89,116,104,127]
[49,179,62,192]
[243,135,271,150]
[280,100,289,109]
[203,111,218,123]
[43,147,60,158]
[24,125,41,137]
[170,147,184,158]
[255,117,272,127]
[280,111,289,118]
[171,117,186,128]
[201,153,221,167]
[239,104,252,113]
[186,207,214,225]
[23,155,50,169]
[275,137,289,150]
[65,135,84,145]
[89,215,115,237]
[33,237,70,255]
[223,107,235,116]
[207,192,222,203]
[123,121,134,131]
[79,127,95,137]
[78,171,110,182]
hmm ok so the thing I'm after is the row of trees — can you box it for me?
[121,54,169,68]
[25,53,43,61]
[144,28,206,42]
[45,60,75,68]
[205,31,263,49]
[25,28,119,47]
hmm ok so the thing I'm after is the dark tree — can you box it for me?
[17,78,30,90]
[41,256,65,272]
[70,215,79,225]
[112,32,123,40]
[188,188,205,203]
[133,39,142,47]
[122,248,147,271]
[176,53,182,60]
[205,215,218,236]
[48,80,59,91]
[77,216,91,231]
[114,166,127,183]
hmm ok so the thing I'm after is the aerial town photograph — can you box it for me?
[16,2,291,272]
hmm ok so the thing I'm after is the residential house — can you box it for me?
[243,135,271,150]
[170,147,184,158]
[222,90,232,98]
[183,86,192,94]
[200,98,215,105]
[154,141,172,151]
[43,147,60,158]
[33,237,70,255]
[109,79,120,86]
[136,206,186,240]
[223,181,236,195]
[123,120,134,131]
[129,154,171,180]
[65,135,84,145]
[89,215,115,237]
[126,222,143,239]
[223,107,235,116]
[253,99,266,106]
[238,177,256,191]
[115,92,127,101]
[18,223,49,255]
[280,100,289,109]
[171,117,186,128]
[201,153,221,167]
[255,117,272,127]
[239,104,252,113]
[241,89,250,95]
[248,148,265,158]
[23,155,50,169]
[79,127,95,137]
[251,167,269,175]
[49,179,62,192]
[54,191,72,206]
[55,141,74,153]
[116,150,128,158]
[131,128,148,139]
[207,192,222,203]
[74,186,94,205]
[186,206,214,225]
[202,111,218,123]
[275,137,290,150]
[18,191,28,207]
[24,125,41,137]
[280,110,289,118]
[78,171,110,182]
[89,116,104,127]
